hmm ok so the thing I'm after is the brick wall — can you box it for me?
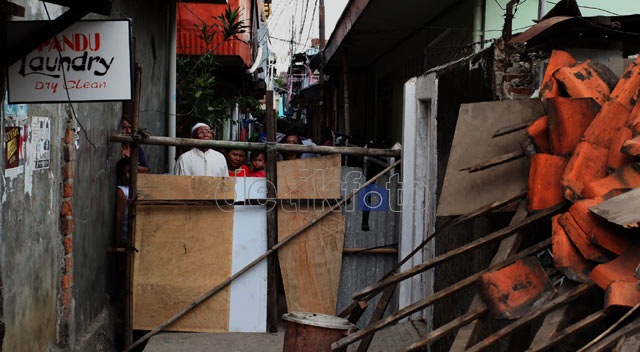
[58,117,76,345]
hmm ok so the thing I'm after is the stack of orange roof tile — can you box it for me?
[527,50,640,309]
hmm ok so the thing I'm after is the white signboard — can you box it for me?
[7,20,132,103]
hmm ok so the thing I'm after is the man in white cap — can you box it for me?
[174,123,228,176]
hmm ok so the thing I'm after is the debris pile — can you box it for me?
[526,50,640,310]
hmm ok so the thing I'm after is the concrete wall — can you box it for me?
[1,1,170,350]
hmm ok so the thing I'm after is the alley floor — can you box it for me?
[143,320,429,352]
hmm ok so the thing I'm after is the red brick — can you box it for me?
[61,290,72,309]
[510,87,534,96]
[63,182,73,198]
[61,217,74,235]
[64,129,73,144]
[60,201,73,217]
[64,255,73,273]
[63,236,72,255]
[61,273,74,290]
[63,162,74,179]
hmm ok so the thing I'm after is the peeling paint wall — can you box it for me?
[1,0,170,350]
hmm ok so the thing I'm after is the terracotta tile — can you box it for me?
[552,215,594,282]
[569,199,633,255]
[478,257,556,320]
[558,212,611,263]
[541,50,577,101]
[528,154,568,211]
[546,97,600,155]
[590,246,640,290]
[554,60,614,106]
[562,141,609,202]
[605,280,640,308]
[526,115,551,154]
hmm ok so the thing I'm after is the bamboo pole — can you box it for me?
[265,90,278,332]
[109,134,401,158]
[577,302,640,352]
[124,160,402,351]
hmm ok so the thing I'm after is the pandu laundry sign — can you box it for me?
[7,20,132,103]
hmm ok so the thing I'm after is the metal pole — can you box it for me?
[265,90,278,333]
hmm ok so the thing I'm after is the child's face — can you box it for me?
[252,154,264,170]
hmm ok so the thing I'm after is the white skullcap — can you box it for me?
[191,122,210,135]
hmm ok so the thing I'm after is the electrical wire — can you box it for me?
[545,1,622,16]
[41,1,97,149]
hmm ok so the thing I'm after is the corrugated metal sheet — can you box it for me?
[177,1,252,66]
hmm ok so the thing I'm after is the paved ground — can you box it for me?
[144,320,429,352]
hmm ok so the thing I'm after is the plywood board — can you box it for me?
[277,155,342,199]
[229,205,268,332]
[277,204,345,315]
[589,187,640,227]
[133,205,234,332]
[438,99,544,215]
[137,174,235,200]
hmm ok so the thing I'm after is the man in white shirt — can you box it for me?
[174,123,228,176]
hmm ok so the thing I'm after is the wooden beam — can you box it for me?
[330,238,552,351]
[110,134,401,158]
[343,248,398,254]
[265,90,278,333]
[464,282,597,352]
[124,160,402,352]
[527,304,572,351]
[347,301,368,324]
[351,203,564,301]
[450,200,528,351]
[583,318,640,352]
[453,191,526,225]
[578,302,640,352]
[406,307,488,351]
[338,191,529,319]
[356,286,395,352]
[124,63,143,348]
[526,308,611,352]
[492,120,534,138]
[459,150,526,173]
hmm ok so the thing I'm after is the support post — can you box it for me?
[265,90,279,332]
[124,63,142,348]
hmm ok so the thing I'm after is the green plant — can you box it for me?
[176,5,263,137]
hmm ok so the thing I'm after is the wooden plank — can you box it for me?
[453,191,526,225]
[125,63,142,348]
[351,203,564,301]
[459,151,526,173]
[450,200,528,351]
[356,286,396,352]
[527,308,610,352]
[585,318,640,352]
[137,174,235,200]
[330,239,552,351]
[438,99,544,215]
[407,307,488,351]
[133,205,234,332]
[589,187,640,228]
[276,154,342,199]
[527,305,572,351]
[465,282,597,352]
[265,91,278,333]
[579,303,640,352]
[277,205,345,314]
[492,120,535,138]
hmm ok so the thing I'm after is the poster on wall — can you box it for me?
[6,20,132,103]
[3,92,27,117]
[4,119,27,177]
[31,116,51,169]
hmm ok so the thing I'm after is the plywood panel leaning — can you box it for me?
[278,205,345,315]
[133,205,234,332]
[137,174,235,200]
[277,154,342,200]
